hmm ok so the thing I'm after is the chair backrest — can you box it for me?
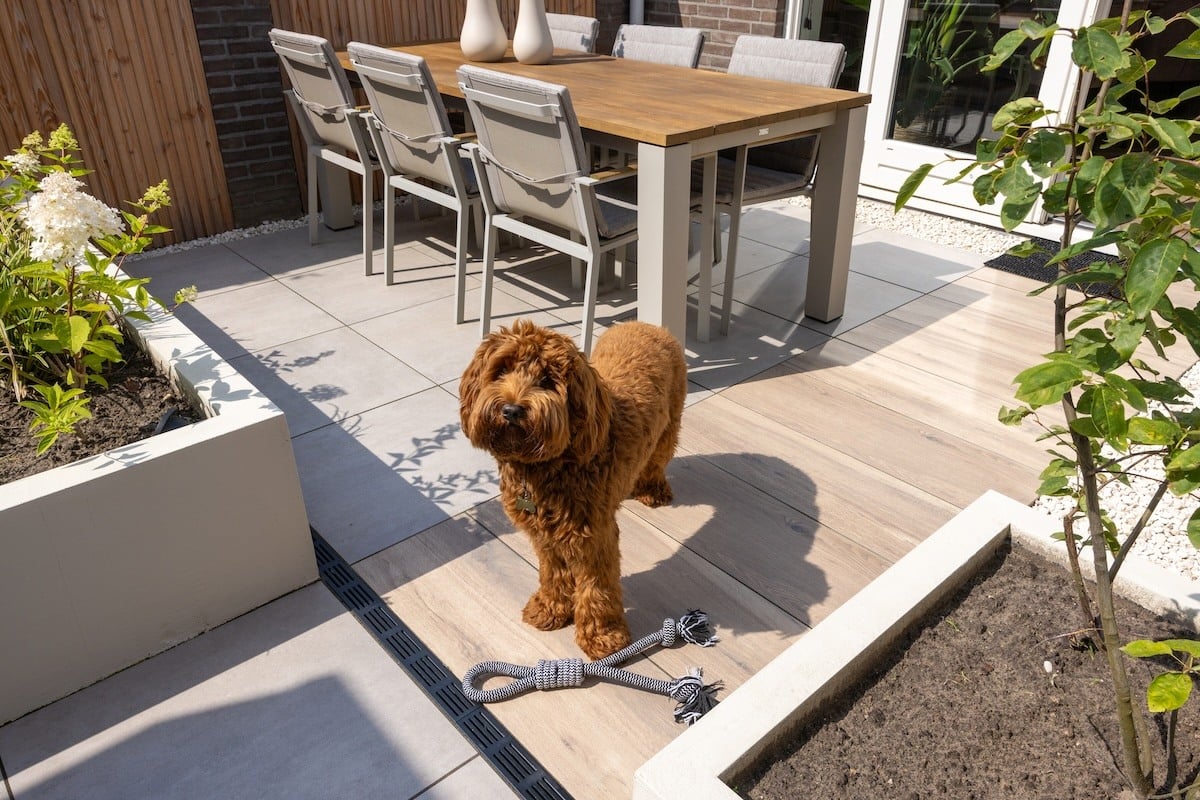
[727,36,847,181]
[546,13,600,53]
[611,24,705,68]
[268,28,361,154]
[457,65,591,237]
[347,42,460,188]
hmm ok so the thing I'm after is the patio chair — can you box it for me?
[546,13,600,53]
[268,28,380,276]
[347,43,484,325]
[611,24,706,68]
[457,65,640,356]
[694,35,846,340]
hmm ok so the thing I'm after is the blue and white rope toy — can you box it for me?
[461,610,723,725]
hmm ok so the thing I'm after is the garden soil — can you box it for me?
[738,543,1200,800]
[1,342,193,484]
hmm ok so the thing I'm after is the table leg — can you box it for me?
[635,142,692,343]
[806,105,867,322]
[316,160,356,231]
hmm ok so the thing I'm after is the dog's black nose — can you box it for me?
[501,403,526,422]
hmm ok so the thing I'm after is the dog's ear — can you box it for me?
[459,335,494,445]
[566,348,611,460]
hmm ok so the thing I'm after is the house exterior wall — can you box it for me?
[643,0,785,71]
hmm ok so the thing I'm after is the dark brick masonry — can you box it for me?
[189,0,302,228]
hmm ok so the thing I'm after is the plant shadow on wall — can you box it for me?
[898,4,1200,797]
[1,124,193,461]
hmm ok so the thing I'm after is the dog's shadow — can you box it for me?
[619,451,830,641]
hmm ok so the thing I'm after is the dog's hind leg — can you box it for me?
[522,545,574,631]
[630,417,680,507]
[572,522,632,660]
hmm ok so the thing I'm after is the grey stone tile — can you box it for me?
[170,281,343,361]
[282,245,461,325]
[0,584,476,800]
[123,243,271,299]
[225,223,377,277]
[228,327,435,437]
[291,386,498,564]
[847,227,983,292]
[413,757,520,800]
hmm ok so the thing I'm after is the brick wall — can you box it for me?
[594,0,629,56]
[645,0,785,71]
[190,0,302,228]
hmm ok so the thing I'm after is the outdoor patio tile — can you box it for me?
[224,223,376,277]
[227,326,435,437]
[290,385,497,564]
[724,199,873,258]
[168,280,344,361]
[846,226,984,292]
[0,584,477,800]
[124,242,271,299]
[282,244,462,325]
[353,300,566,385]
[684,299,830,392]
[413,757,519,799]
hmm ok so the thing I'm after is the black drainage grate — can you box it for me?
[311,529,572,800]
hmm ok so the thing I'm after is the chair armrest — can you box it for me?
[579,164,637,186]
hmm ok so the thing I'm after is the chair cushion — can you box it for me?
[595,175,639,239]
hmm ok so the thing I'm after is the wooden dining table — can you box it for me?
[340,40,871,340]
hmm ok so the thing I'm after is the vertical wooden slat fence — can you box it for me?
[0,0,232,244]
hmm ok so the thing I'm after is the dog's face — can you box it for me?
[460,320,607,463]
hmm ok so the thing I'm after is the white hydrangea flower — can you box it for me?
[4,150,40,175]
[20,171,123,266]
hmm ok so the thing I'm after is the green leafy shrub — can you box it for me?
[897,4,1199,796]
[1,124,186,454]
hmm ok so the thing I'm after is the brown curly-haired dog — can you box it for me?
[459,319,687,659]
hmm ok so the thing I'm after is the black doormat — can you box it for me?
[984,236,1123,298]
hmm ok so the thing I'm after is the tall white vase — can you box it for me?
[460,0,507,62]
[512,0,554,65]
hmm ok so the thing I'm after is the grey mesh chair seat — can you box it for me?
[546,13,600,53]
[611,24,705,68]
[347,42,484,324]
[269,28,380,276]
[458,65,641,355]
[692,35,846,341]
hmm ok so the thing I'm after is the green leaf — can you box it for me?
[1023,129,1067,166]
[1013,360,1084,408]
[1127,238,1188,318]
[1143,117,1195,157]
[1167,28,1200,59]
[1147,672,1193,713]
[1168,445,1200,473]
[993,97,1045,130]
[985,28,1030,72]
[998,405,1032,426]
[896,163,935,211]
[1073,26,1126,79]
[1162,639,1200,658]
[1103,373,1147,412]
[1093,153,1156,229]
[1044,231,1125,267]
[1128,416,1180,445]
[1123,639,1174,658]
[1188,508,1200,549]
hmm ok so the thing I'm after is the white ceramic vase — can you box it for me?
[512,0,554,65]
[460,0,508,62]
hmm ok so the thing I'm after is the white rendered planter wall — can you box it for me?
[0,291,316,724]
[634,491,1200,800]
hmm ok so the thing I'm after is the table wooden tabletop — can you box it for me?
[340,40,871,148]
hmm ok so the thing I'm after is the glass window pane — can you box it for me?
[888,1,1060,152]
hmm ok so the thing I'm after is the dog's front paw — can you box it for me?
[522,592,573,631]
[631,478,673,508]
[577,620,631,660]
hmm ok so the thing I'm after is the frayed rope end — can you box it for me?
[678,609,719,648]
[669,667,723,725]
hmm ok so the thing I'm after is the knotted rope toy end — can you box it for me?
[462,610,723,724]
